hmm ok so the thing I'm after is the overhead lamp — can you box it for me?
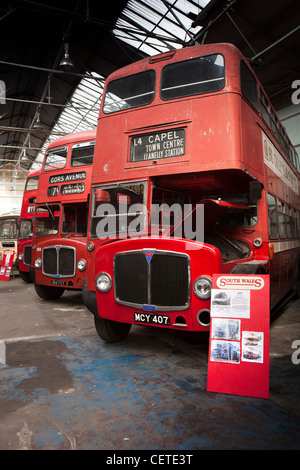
[33,110,43,129]
[59,43,74,68]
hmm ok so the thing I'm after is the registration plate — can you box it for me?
[134,312,170,326]
[51,280,66,286]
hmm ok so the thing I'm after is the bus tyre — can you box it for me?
[34,283,65,300]
[19,270,32,283]
[82,279,98,316]
[94,316,131,343]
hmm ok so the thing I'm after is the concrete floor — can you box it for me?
[0,275,300,450]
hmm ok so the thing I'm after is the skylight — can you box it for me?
[31,0,210,170]
[113,0,210,55]
[31,71,105,170]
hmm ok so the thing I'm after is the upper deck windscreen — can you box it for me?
[70,141,95,167]
[161,54,225,100]
[25,175,39,191]
[44,147,67,171]
[102,53,225,115]
[103,70,155,114]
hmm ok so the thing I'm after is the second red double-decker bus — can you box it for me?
[17,169,40,282]
[31,129,95,299]
[83,43,300,342]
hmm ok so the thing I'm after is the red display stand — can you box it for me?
[0,250,15,281]
[207,274,270,399]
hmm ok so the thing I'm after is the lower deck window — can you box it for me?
[35,205,60,237]
[90,181,147,239]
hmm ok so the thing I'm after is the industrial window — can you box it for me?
[240,61,259,112]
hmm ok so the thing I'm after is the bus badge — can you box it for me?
[143,249,155,263]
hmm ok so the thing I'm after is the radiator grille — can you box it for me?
[23,245,32,266]
[42,246,75,277]
[114,250,190,311]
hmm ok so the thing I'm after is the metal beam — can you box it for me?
[251,25,300,61]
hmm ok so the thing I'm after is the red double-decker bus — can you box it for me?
[17,169,40,282]
[83,43,300,342]
[31,129,95,299]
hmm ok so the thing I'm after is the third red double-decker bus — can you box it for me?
[17,169,40,282]
[31,129,95,299]
[83,43,300,342]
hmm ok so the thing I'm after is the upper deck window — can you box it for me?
[25,176,39,191]
[240,61,259,112]
[160,54,225,100]
[70,141,95,167]
[44,147,67,171]
[103,70,155,114]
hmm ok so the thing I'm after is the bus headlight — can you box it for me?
[34,258,42,269]
[95,272,112,293]
[77,259,86,271]
[87,242,94,252]
[18,253,23,261]
[193,276,212,299]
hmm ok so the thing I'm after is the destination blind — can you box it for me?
[130,128,185,162]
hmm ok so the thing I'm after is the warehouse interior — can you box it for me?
[0,0,300,452]
[1,0,300,211]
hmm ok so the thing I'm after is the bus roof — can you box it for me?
[104,42,242,81]
[26,169,41,179]
[45,129,96,153]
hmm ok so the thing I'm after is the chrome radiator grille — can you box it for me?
[42,246,76,277]
[114,250,190,311]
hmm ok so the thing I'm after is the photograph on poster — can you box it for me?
[211,318,241,340]
[211,289,250,318]
[242,331,264,363]
[210,339,240,363]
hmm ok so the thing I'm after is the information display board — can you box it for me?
[0,250,15,281]
[207,274,270,399]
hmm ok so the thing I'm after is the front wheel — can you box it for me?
[34,283,65,300]
[94,316,131,343]
[19,270,32,283]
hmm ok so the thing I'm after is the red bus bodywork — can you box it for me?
[17,169,40,282]
[84,43,300,342]
[31,129,96,300]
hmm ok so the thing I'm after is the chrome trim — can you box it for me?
[42,245,76,278]
[113,249,190,312]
